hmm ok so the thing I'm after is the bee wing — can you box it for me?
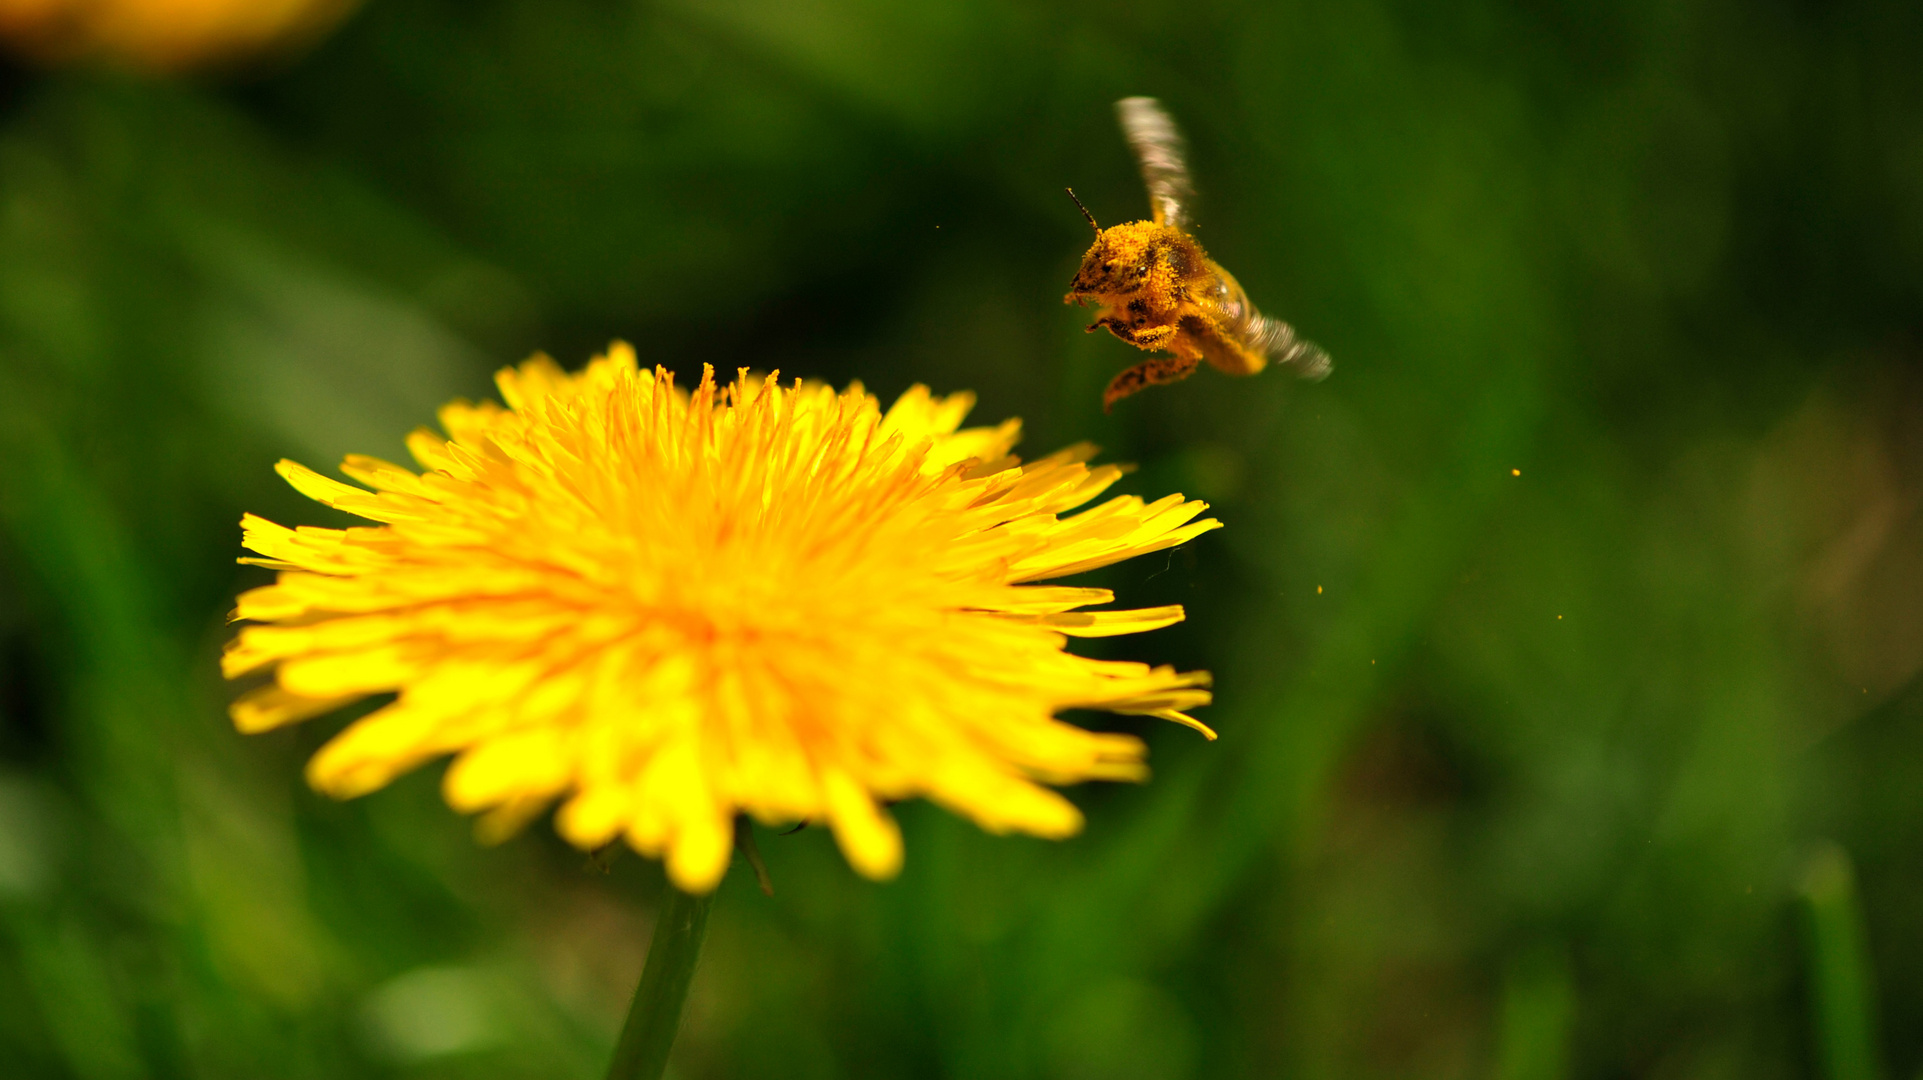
[1116,97,1195,230]
[1205,264,1332,381]
[1246,312,1333,381]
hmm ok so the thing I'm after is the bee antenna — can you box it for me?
[1066,187,1100,233]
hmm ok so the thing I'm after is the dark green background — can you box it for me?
[2,1,1920,1077]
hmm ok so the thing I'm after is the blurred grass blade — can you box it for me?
[1798,842,1885,1080]
[1494,942,1574,1080]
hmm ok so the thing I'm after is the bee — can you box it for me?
[1066,96,1330,410]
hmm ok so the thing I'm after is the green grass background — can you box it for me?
[2,1,1921,1077]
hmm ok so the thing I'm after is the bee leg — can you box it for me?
[1102,354,1201,411]
[1130,324,1177,350]
[1089,318,1177,352]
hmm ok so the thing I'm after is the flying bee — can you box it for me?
[1067,96,1330,410]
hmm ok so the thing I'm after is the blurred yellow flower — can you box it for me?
[224,346,1219,893]
[0,0,359,70]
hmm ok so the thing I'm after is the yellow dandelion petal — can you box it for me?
[227,684,360,735]
[224,345,1222,891]
[822,768,905,881]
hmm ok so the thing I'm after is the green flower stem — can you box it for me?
[606,884,715,1080]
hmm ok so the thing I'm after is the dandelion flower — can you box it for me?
[224,345,1220,893]
[0,0,359,70]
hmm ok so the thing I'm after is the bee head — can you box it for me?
[1066,221,1163,299]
